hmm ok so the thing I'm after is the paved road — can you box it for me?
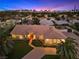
[22,47,56,59]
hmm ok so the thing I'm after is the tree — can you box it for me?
[32,17,40,25]
[0,25,14,57]
[74,23,79,31]
[57,37,79,59]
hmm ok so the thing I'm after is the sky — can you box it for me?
[0,0,79,11]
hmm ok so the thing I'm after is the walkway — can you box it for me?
[22,47,56,59]
[29,39,36,48]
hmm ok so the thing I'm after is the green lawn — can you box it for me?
[41,55,60,59]
[32,40,43,47]
[7,40,33,59]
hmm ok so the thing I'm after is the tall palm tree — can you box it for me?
[57,37,79,59]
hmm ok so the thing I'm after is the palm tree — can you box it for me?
[57,37,79,59]
[0,26,14,57]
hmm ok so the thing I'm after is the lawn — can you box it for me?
[32,40,43,47]
[7,40,33,59]
[41,55,60,59]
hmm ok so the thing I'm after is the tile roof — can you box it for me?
[11,25,67,39]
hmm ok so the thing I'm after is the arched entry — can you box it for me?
[27,33,36,41]
[27,33,36,48]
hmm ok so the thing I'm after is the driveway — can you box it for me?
[22,47,56,59]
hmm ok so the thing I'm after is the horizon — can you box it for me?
[0,0,79,11]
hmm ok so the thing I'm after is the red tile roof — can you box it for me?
[11,25,67,39]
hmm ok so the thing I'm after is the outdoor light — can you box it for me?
[33,35,36,39]
[53,39,57,44]
[27,33,36,40]
[53,39,65,44]
[56,39,61,44]
[12,34,16,39]
[61,39,65,43]
[44,39,65,46]
[45,39,53,46]
[45,39,49,41]
[19,35,23,39]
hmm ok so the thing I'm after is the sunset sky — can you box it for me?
[0,0,79,11]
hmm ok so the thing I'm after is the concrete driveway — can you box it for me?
[22,47,56,59]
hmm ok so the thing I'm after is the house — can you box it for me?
[53,20,69,26]
[39,18,54,25]
[11,25,67,46]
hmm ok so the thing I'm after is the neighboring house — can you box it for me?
[0,22,6,28]
[73,20,79,24]
[16,19,22,24]
[6,19,16,25]
[50,17,55,21]
[39,19,54,26]
[10,25,67,46]
[69,19,79,25]
[53,20,69,25]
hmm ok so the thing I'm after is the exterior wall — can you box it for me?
[44,39,65,46]
[11,34,65,46]
[11,34,44,40]
[12,34,24,40]
[11,34,36,40]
